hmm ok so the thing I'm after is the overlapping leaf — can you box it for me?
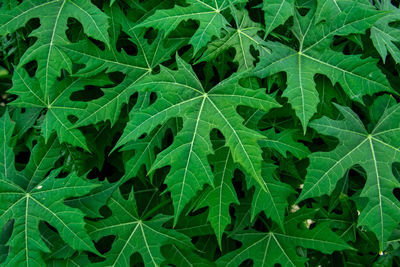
[8,67,111,150]
[263,0,294,36]
[194,147,239,247]
[254,2,391,131]
[371,2,400,64]
[63,5,183,127]
[217,208,352,266]
[114,56,281,223]
[0,0,109,100]
[315,0,400,64]
[134,0,246,54]
[0,0,399,265]
[88,190,192,267]
[0,111,99,266]
[197,8,270,71]
[298,102,400,250]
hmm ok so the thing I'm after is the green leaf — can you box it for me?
[120,119,177,185]
[249,163,294,229]
[0,0,110,100]
[217,208,352,267]
[0,111,99,266]
[0,109,16,181]
[263,0,294,37]
[194,147,239,247]
[197,7,270,71]
[65,180,118,218]
[134,0,234,54]
[314,0,374,24]
[371,5,400,64]
[161,244,215,267]
[298,103,400,250]
[314,75,349,118]
[9,67,111,150]
[195,116,297,246]
[254,2,391,131]
[88,189,192,267]
[259,129,310,159]
[315,0,399,64]
[63,5,184,127]
[1,0,399,265]
[114,56,281,224]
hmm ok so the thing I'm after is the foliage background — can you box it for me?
[0,0,400,266]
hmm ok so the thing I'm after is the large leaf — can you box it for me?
[371,3,400,64]
[1,0,399,265]
[195,118,297,247]
[314,0,373,23]
[315,0,400,64]
[254,2,391,131]
[194,147,239,247]
[88,189,192,267]
[0,0,109,99]
[63,5,183,127]
[0,111,99,266]
[263,0,294,37]
[8,67,111,150]
[197,7,270,71]
[298,103,400,250]
[217,208,352,266]
[259,129,310,159]
[133,0,240,54]
[114,56,281,223]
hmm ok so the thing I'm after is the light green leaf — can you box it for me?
[315,0,373,24]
